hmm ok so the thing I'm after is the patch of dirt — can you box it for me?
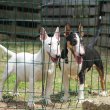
[3,91,110,110]
[0,91,80,110]
[82,96,110,110]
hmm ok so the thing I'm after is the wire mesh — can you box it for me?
[0,0,110,110]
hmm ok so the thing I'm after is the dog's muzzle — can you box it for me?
[56,55,60,58]
[51,55,60,63]
[48,53,60,63]
[79,53,84,57]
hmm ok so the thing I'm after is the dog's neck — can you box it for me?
[69,48,75,57]
[68,47,83,65]
[36,47,56,63]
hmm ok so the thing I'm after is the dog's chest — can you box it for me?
[66,62,81,74]
[33,62,54,80]
[61,56,82,76]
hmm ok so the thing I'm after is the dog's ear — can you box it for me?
[64,23,71,36]
[78,23,84,37]
[40,27,48,41]
[53,27,60,41]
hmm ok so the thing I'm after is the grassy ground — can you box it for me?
[0,43,110,110]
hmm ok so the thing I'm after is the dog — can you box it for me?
[0,27,61,108]
[60,16,107,103]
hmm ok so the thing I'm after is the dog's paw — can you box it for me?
[60,95,69,102]
[77,99,85,104]
[0,95,3,101]
[13,92,20,96]
[27,101,35,109]
[45,99,53,105]
[0,92,3,100]
[48,69,53,74]
[77,99,93,104]
[9,92,20,97]
[99,91,107,96]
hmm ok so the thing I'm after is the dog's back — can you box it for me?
[82,46,103,72]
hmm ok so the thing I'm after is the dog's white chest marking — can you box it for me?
[61,50,82,77]
[60,32,84,102]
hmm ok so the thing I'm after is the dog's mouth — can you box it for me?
[48,53,59,63]
[75,55,83,64]
[70,47,83,64]
[50,56,58,63]
[73,46,84,64]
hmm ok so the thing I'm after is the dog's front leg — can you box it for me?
[61,71,70,102]
[78,71,85,103]
[27,77,35,108]
[45,74,54,104]
[0,81,4,100]
[48,63,54,74]
[0,70,9,100]
[45,65,55,105]
[13,79,20,96]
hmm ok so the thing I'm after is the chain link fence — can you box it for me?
[0,0,110,110]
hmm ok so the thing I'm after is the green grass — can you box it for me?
[0,43,110,110]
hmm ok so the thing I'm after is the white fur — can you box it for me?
[60,53,83,102]
[99,91,107,96]
[78,84,84,100]
[0,27,61,108]
[74,33,85,56]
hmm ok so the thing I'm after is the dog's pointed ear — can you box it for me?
[78,23,84,37]
[54,27,60,41]
[64,23,71,36]
[40,27,48,41]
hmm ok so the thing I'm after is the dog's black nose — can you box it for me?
[79,53,84,57]
[56,55,60,58]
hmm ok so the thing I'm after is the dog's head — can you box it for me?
[40,27,61,62]
[65,23,85,57]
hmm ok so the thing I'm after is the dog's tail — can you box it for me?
[0,44,15,56]
[88,16,102,48]
[88,1,103,48]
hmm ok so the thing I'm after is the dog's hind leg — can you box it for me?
[78,70,85,103]
[0,64,14,100]
[95,63,107,96]
[13,79,20,96]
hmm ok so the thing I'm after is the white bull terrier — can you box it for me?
[0,27,61,108]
